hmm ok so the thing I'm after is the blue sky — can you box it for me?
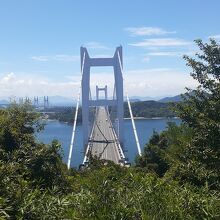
[0,0,220,99]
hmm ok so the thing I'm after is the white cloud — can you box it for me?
[129,38,192,48]
[208,34,220,40]
[53,54,79,62]
[0,68,197,100]
[1,72,16,82]
[84,42,109,50]
[31,54,79,62]
[31,56,49,61]
[0,72,81,98]
[123,68,197,97]
[125,27,176,36]
[141,57,150,62]
[145,51,195,57]
[147,52,182,56]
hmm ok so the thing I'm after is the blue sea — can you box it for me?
[37,118,181,168]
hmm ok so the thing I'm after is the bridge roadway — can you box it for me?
[89,107,121,164]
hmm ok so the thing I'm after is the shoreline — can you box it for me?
[45,116,180,124]
[124,116,180,120]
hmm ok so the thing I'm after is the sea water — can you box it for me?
[37,118,181,168]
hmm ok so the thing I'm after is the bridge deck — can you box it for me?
[89,107,121,164]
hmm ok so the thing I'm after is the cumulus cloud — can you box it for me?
[123,68,197,97]
[0,68,197,100]
[125,27,176,36]
[1,72,16,82]
[0,72,81,98]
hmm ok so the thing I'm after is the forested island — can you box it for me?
[0,40,219,219]
[44,100,176,124]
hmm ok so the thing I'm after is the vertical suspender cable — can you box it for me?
[126,94,142,156]
[67,52,85,169]
[67,51,86,168]
[67,90,80,169]
[117,51,142,156]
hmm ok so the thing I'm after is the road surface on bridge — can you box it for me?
[90,107,121,164]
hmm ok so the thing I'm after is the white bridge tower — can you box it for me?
[81,46,124,149]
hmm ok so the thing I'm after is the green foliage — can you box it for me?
[0,102,220,219]
[135,130,169,176]
[137,39,220,189]
[124,100,175,118]
[0,103,71,218]
[64,162,220,219]
[172,39,220,189]
[0,102,43,152]
[134,39,220,218]
[136,123,194,178]
[16,187,70,220]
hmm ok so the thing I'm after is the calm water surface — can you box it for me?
[37,118,181,168]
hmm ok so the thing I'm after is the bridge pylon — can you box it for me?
[96,85,108,100]
[81,46,124,149]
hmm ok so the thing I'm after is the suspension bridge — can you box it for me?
[68,46,142,169]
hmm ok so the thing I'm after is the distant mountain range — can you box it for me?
[127,96,158,101]
[0,94,183,106]
[158,94,182,103]
[128,94,183,103]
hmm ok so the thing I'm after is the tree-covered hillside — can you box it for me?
[45,100,175,124]
[124,100,175,118]
[136,39,220,191]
